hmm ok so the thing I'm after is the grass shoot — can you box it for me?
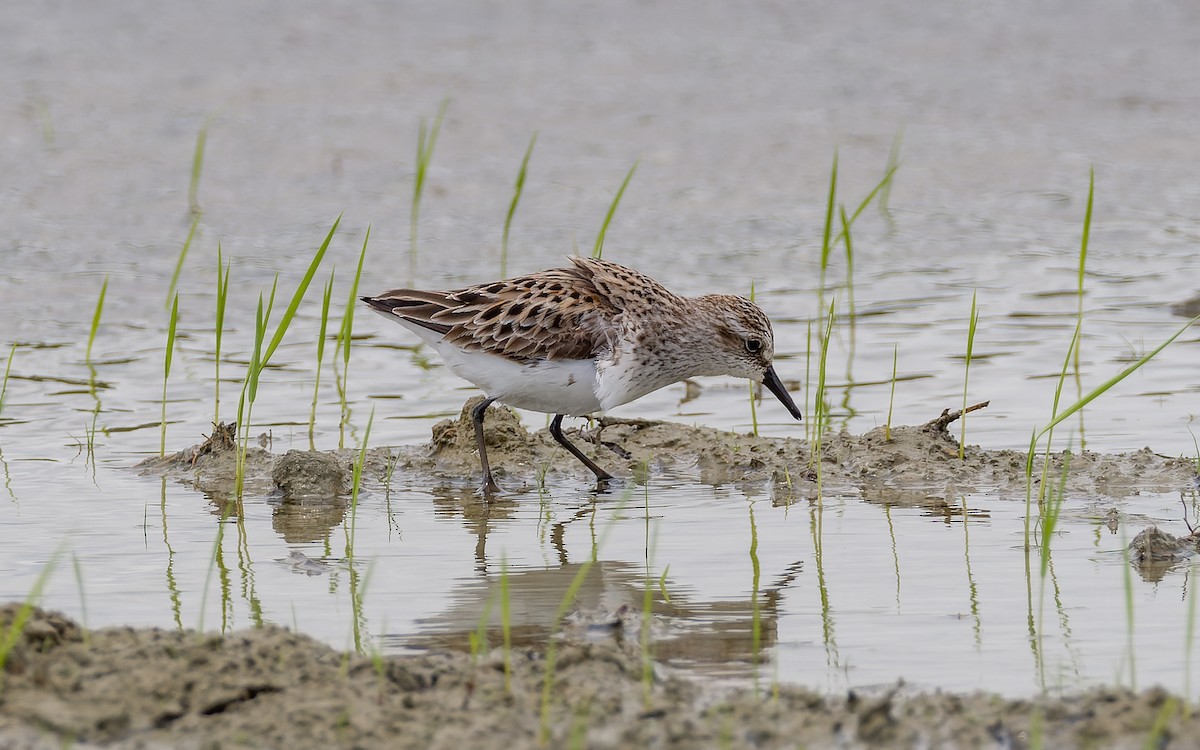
[810,300,836,475]
[188,122,208,218]
[337,227,371,448]
[959,290,979,460]
[884,343,898,441]
[1072,169,1094,448]
[0,553,59,697]
[591,160,638,259]
[160,293,180,457]
[166,213,200,309]
[0,343,16,417]
[878,127,904,215]
[309,271,336,449]
[214,246,231,425]
[817,150,838,299]
[86,275,109,367]
[501,133,537,278]
[410,99,449,284]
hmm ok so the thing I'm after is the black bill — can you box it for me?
[762,365,803,421]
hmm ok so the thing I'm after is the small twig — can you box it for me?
[923,401,990,432]
[1182,497,1197,535]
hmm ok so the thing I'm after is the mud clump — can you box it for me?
[2,605,1198,750]
[271,449,349,500]
[1129,525,1200,582]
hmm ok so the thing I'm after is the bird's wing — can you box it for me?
[362,264,620,362]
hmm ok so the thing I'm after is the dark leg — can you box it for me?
[471,397,501,495]
[550,414,614,483]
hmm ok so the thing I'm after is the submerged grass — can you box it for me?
[501,133,537,278]
[591,160,638,260]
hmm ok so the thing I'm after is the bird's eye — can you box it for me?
[745,338,762,353]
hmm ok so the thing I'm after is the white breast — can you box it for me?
[434,340,603,416]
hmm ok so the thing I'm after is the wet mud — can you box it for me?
[1,603,1196,750]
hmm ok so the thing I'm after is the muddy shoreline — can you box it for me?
[1,604,1194,750]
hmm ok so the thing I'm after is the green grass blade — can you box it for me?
[960,291,979,459]
[591,160,638,259]
[885,343,898,441]
[410,99,449,283]
[0,553,60,696]
[1073,169,1094,446]
[188,123,208,217]
[167,213,201,308]
[818,150,838,290]
[86,275,109,364]
[260,215,339,367]
[834,162,900,245]
[310,271,336,449]
[878,127,904,215]
[1036,316,1197,440]
[501,133,537,278]
[214,247,231,424]
[249,294,266,405]
[337,227,371,449]
[160,293,180,456]
[341,226,371,370]
[0,343,16,416]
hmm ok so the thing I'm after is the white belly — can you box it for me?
[434,340,603,416]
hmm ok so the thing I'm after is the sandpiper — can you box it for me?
[362,256,802,493]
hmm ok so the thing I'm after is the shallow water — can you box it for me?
[2,0,1199,699]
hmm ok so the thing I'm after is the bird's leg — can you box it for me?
[550,414,614,483]
[471,397,501,496]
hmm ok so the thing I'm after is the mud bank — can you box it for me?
[0,604,1194,750]
[143,398,1198,504]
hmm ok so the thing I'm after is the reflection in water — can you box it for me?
[159,477,183,630]
[270,495,346,544]
[430,485,520,572]
[395,556,805,680]
[0,444,15,504]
